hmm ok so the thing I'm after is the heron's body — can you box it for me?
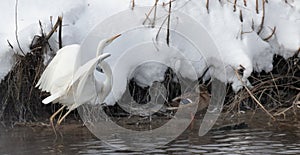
[36,34,120,129]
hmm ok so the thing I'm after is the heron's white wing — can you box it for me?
[70,53,110,86]
[72,53,111,104]
[36,44,80,94]
[42,90,64,104]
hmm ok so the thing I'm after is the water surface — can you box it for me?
[1,112,299,154]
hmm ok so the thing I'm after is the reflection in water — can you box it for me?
[1,121,300,154]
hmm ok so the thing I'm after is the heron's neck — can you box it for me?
[96,41,106,56]
[98,61,112,99]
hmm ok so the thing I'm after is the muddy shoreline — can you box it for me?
[2,109,299,134]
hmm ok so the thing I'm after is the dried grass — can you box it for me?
[225,53,300,119]
[0,17,63,126]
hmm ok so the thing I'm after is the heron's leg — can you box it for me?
[56,108,74,127]
[50,105,66,136]
[190,112,195,130]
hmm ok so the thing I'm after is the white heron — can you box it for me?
[36,34,121,128]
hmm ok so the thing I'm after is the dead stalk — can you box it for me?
[142,1,157,25]
[233,0,237,12]
[206,0,210,13]
[256,0,259,14]
[155,16,168,41]
[239,10,243,22]
[131,0,135,10]
[14,0,25,55]
[152,0,159,27]
[7,40,14,49]
[58,17,63,49]
[166,0,171,46]
[243,0,247,7]
[30,16,62,51]
[263,27,276,41]
[269,72,280,96]
[257,0,265,35]
[46,16,62,41]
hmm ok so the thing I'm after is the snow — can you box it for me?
[0,0,299,105]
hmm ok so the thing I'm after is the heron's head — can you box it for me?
[96,34,121,56]
[105,34,121,44]
[96,53,111,72]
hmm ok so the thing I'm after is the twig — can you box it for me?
[131,0,135,10]
[239,10,243,22]
[257,0,265,35]
[152,0,159,28]
[233,0,237,12]
[263,26,276,41]
[30,16,62,51]
[14,0,25,55]
[206,0,210,14]
[155,16,169,41]
[143,13,152,25]
[162,0,176,6]
[274,106,292,118]
[269,72,280,96]
[45,16,62,41]
[142,2,156,25]
[256,0,259,14]
[50,16,54,29]
[7,40,14,49]
[251,19,255,30]
[166,0,171,46]
[58,16,63,49]
[273,93,299,117]
[39,20,45,37]
[234,68,276,120]
[243,0,247,7]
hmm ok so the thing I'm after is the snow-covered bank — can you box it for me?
[0,0,299,105]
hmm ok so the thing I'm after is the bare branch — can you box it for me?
[45,16,62,41]
[256,0,259,14]
[243,0,247,7]
[15,0,25,55]
[166,0,172,46]
[239,10,243,22]
[257,0,265,35]
[233,0,237,12]
[263,26,276,41]
[7,40,14,49]
[155,16,168,41]
[58,16,63,49]
[131,0,135,10]
[206,0,210,14]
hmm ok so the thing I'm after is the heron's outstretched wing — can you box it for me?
[42,90,64,104]
[36,44,80,94]
[74,53,111,103]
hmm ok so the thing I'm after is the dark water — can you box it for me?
[1,115,300,154]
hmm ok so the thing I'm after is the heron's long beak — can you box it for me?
[107,34,121,42]
[98,53,111,61]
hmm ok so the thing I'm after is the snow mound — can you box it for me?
[0,0,299,105]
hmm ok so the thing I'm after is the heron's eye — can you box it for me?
[96,66,104,73]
